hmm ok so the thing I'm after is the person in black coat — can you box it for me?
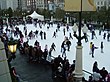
[44,32,46,39]
[92,61,99,73]
[100,41,104,53]
[43,48,48,61]
[100,67,108,81]
[66,39,71,51]
[40,31,43,40]
[91,44,98,58]
[51,43,56,51]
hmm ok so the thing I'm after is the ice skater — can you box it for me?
[100,41,104,53]
[91,44,98,58]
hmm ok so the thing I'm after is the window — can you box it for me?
[104,1,106,6]
[97,2,99,5]
[101,1,103,5]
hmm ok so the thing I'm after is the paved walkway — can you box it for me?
[11,50,66,82]
[11,49,53,82]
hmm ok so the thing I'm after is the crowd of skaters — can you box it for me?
[0,17,110,82]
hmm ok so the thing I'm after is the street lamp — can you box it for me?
[5,14,9,26]
[8,37,17,62]
[66,13,69,24]
[64,0,96,81]
[72,23,88,82]
[48,0,54,22]
[22,12,26,23]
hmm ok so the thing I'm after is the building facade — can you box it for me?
[94,0,110,9]
[0,0,7,9]
[26,0,36,11]
[0,0,18,10]
[1,0,110,11]
[7,0,18,10]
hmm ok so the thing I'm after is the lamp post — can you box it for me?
[8,37,17,63]
[48,0,54,22]
[72,0,88,80]
[22,12,26,24]
[72,22,88,82]
[5,14,9,26]
[66,13,69,24]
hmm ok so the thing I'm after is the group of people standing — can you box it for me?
[88,61,110,82]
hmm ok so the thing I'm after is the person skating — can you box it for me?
[89,42,93,55]
[100,41,104,53]
[44,32,46,40]
[40,30,43,40]
[51,43,56,51]
[66,38,71,51]
[103,32,106,40]
[107,33,110,42]
[52,31,56,38]
[69,33,73,39]
[91,44,98,58]
[63,28,66,36]
[61,44,66,57]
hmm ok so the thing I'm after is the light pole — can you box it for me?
[66,13,69,24]
[5,14,9,26]
[48,0,54,22]
[72,0,88,81]
[22,12,26,23]
[8,37,17,63]
[72,22,88,82]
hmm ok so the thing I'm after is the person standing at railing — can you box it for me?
[92,61,102,82]
[99,67,108,81]
[92,61,99,73]
[106,73,110,82]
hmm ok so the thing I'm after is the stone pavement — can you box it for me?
[11,49,52,82]
[11,49,66,82]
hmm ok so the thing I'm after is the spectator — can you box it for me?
[92,61,99,73]
[100,67,108,81]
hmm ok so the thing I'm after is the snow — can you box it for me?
[4,23,110,79]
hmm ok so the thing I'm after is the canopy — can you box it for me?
[27,11,44,21]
